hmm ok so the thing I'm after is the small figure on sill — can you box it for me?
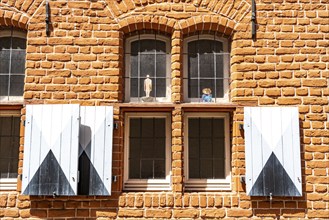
[142,75,154,102]
[201,88,212,102]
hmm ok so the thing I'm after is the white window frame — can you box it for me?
[0,110,21,191]
[183,35,230,103]
[184,112,231,191]
[0,29,26,103]
[125,34,171,103]
[124,112,171,191]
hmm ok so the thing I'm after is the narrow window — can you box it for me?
[184,112,231,191]
[124,113,171,190]
[0,29,26,102]
[125,34,171,102]
[0,111,20,190]
[184,35,230,102]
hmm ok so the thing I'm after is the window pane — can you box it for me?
[12,37,26,49]
[130,78,139,97]
[0,37,11,49]
[155,40,166,53]
[0,75,9,97]
[199,53,214,78]
[154,160,165,178]
[140,54,155,78]
[9,75,24,96]
[140,40,156,52]
[188,117,226,179]
[129,117,166,179]
[215,53,224,78]
[188,79,199,98]
[215,79,224,98]
[141,160,153,178]
[155,78,166,97]
[156,54,166,77]
[188,53,198,78]
[130,54,138,77]
[0,50,10,73]
[0,116,20,179]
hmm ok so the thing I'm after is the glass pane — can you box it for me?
[141,139,154,158]
[198,40,213,54]
[199,53,214,78]
[0,137,11,157]
[141,160,153,178]
[188,79,199,98]
[215,54,224,78]
[213,138,225,158]
[9,75,24,96]
[12,37,26,49]
[155,40,166,53]
[131,41,139,55]
[188,41,197,54]
[213,119,225,138]
[129,159,140,178]
[154,160,165,178]
[213,159,225,178]
[154,118,165,137]
[130,78,139,97]
[188,53,198,78]
[200,138,212,158]
[140,40,156,52]
[155,78,166,97]
[0,37,11,49]
[189,158,199,178]
[154,138,165,159]
[130,54,138,77]
[200,159,213,178]
[130,119,140,137]
[0,117,12,136]
[188,119,199,137]
[200,118,212,138]
[129,138,140,158]
[156,54,166,78]
[0,50,10,74]
[140,54,155,77]
[141,118,154,137]
[215,79,224,98]
[188,138,199,159]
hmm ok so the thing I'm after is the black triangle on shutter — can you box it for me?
[250,152,301,197]
[78,144,110,195]
[23,150,75,195]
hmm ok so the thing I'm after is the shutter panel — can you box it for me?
[244,107,302,197]
[79,106,113,195]
[22,104,80,195]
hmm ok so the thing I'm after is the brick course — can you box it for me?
[0,0,328,219]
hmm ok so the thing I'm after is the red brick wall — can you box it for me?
[0,0,328,219]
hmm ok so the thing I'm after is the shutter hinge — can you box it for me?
[240,175,245,184]
[239,123,244,130]
[113,122,119,130]
[112,175,117,182]
[23,120,25,126]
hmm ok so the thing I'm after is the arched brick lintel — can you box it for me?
[0,8,30,30]
[118,15,177,35]
[178,15,236,37]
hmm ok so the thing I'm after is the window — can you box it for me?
[184,112,231,190]
[124,112,171,190]
[0,28,26,102]
[125,34,171,102]
[184,35,230,103]
[0,110,20,190]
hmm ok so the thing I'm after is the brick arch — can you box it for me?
[178,15,236,37]
[0,5,30,29]
[118,14,177,34]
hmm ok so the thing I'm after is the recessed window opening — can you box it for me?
[0,27,26,102]
[184,33,230,103]
[125,32,171,102]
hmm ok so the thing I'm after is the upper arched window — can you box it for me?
[0,29,26,103]
[184,35,230,103]
[125,34,171,102]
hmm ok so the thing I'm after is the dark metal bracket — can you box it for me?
[251,0,257,41]
[45,1,51,36]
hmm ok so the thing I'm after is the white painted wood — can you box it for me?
[79,106,113,195]
[22,104,80,195]
[244,107,302,196]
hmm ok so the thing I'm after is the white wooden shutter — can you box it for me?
[244,107,302,196]
[79,106,113,195]
[22,104,80,195]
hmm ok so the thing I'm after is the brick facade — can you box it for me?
[0,0,328,219]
